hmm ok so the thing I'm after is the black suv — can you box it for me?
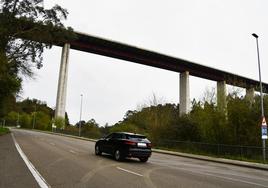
[95,132,152,162]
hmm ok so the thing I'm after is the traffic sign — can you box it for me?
[262,117,267,126]
[262,127,267,139]
[261,117,267,139]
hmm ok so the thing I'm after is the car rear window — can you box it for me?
[126,134,146,140]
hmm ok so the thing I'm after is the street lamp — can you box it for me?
[32,104,36,129]
[79,94,83,137]
[252,33,266,162]
[17,112,20,127]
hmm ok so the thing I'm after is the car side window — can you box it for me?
[113,133,122,139]
[105,133,114,139]
[111,133,117,139]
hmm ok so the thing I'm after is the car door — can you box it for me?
[105,133,118,154]
[102,133,114,153]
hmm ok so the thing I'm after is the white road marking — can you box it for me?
[117,167,143,177]
[203,172,268,188]
[180,167,268,188]
[69,150,77,154]
[11,133,50,188]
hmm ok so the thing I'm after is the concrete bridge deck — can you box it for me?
[65,31,268,92]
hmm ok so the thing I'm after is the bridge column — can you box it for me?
[217,81,227,112]
[55,43,70,120]
[179,71,190,116]
[245,87,255,104]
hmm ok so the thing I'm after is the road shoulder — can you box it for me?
[0,133,39,188]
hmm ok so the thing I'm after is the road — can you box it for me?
[6,128,268,188]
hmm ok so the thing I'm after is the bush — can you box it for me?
[54,117,65,129]
[0,127,10,135]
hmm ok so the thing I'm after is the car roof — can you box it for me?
[115,132,145,137]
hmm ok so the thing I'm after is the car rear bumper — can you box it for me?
[127,148,152,158]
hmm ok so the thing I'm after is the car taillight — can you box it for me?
[125,141,136,146]
[147,143,152,148]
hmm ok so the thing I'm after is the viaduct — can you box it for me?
[54,31,268,120]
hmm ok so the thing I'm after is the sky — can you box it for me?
[22,0,268,126]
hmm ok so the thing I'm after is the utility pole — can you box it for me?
[32,104,36,129]
[17,113,20,127]
[252,33,266,162]
[79,94,83,137]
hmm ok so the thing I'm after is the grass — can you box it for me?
[0,127,10,136]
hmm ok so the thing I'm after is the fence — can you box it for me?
[53,128,267,163]
[53,128,101,139]
[156,139,268,163]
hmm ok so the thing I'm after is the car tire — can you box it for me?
[139,157,149,162]
[114,149,123,161]
[95,145,102,155]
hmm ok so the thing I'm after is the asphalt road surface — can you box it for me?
[7,128,268,188]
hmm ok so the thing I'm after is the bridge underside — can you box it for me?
[66,32,268,92]
[54,31,267,119]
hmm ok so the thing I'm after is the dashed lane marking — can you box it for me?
[117,167,143,177]
[69,150,77,154]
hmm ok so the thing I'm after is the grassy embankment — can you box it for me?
[0,127,10,136]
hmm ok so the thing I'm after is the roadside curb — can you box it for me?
[152,148,268,171]
[17,128,268,171]
[27,128,97,142]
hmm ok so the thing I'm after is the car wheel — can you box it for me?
[95,145,102,155]
[139,157,149,162]
[114,149,123,161]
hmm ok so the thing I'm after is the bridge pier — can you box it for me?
[179,71,190,116]
[217,81,227,112]
[246,87,255,104]
[55,43,70,120]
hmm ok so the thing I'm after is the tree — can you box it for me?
[191,99,228,144]
[34,111,51,130]
[0,95,17,117]
[99,123,110,136]
[19,112,31,128]
[75,120,86,128]
[0,0,75,117]
[54,117,65,129]
[5,111,18,126]
[82,119,101,138]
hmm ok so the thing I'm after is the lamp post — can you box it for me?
[79,94,83,137]
[32,104,36,129]
[252,33,266,162]
[17,113,20,127]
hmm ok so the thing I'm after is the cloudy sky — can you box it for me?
[22,0,268,126]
